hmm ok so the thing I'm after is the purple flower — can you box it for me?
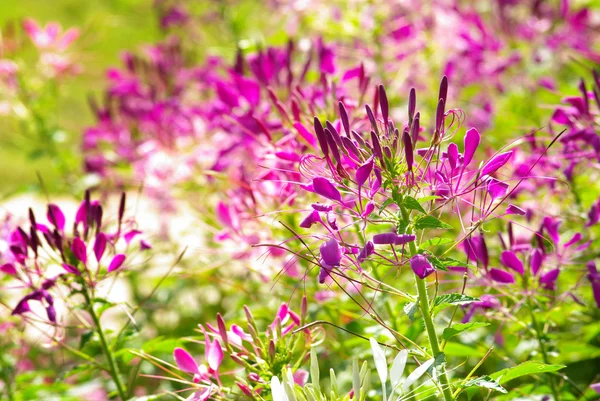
[540,268,560,290]
[463,128,480,167]
[373,233,398,245]
[94,233,107,262]
[62,263,80,275]
[481,151,513,177]
[108,254,126,272]
[312,177,342,202]
[500,251,524,275]
[47,204,65,231]
[530,248,543,276]
[71,237,87,265]
[586,262,600,308]
[395,234,416,245]
[319,239,342,283]
[299,210,321,229]
[362,201,375,217]
[487,178,509,201]
[489,268,515,284]
[357,241,374,264]
[0,263,17,275]
[463,235,489,269]
[356,157,374,188]
[174,347,200,374]
[410,255,435,279]
[506,204,526,215]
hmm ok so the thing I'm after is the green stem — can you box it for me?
[528,298,560,401]
[85,292,128,400]
[399,199,454,401]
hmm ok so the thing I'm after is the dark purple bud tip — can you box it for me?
[378,85,389,124]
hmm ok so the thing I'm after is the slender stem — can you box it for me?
[1,370,15,401]
[528,299,560,400]
[524,274,560,401]
[85,292,128,400]
[399,199,454,401]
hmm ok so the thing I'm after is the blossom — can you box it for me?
[410,255,435,279]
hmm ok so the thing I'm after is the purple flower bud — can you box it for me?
[463,128,480,167]
[540,268,560,290]
[94,233,107,262]
[500,251,524,275]
[356,157,374,188]
[324,128,342,165]
[366,105,379,135]
[395,234,416,245]
[506,204,526,215]
[299,210,321,228]
[402,129,413,172]
[357,241,374,264]
[530,248,543,276]
[62,263,80,275]
[481,151,513,177]
[312,177,342,202]
[47,204,65,232]
[313,117,329,158]
[320,239,342,268]
[435,98,445,133]
[362,201,375,217]
[1,263,17,275]
[411,113,420,144]
[46,305,56,323]
[371,130,383,162]
[72,237,87,265]
[339,102,350,136]
[447,143,459,170]
[411,255,436,279]
[12,299,31,315]
[586,261,600,308]
[108,254,126,272]
[379,85,389,124]
[373,233,397,245]
[463,235,489,269]
[408,88,416,123]
[438,76,448,106]
[542,216,561,245]
[489,268,515,284]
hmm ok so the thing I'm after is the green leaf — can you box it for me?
[418,195,441,203]
[489,361,566,385]
[442,323,490,341]
[462,376,507,393]
[433,294,479,314]
[404,302,418,322]
[420,237,453,249]
[414,215,452,230]
[403,196,426,214]
[378,198,395,214]
[79,331,94,350]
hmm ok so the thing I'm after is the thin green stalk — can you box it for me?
[528,299,560,401]
[524,275,560,401]
[85,291,128,400]
[399,199,454,401]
